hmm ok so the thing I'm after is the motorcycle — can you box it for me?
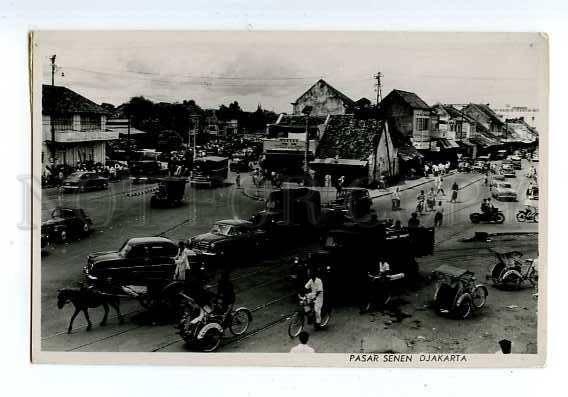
[288,293,331,338]
[516,208,538,223]
[177,294,252,352]
[469,207,505,224]
[487,250,538,289]
[360,271,406,313]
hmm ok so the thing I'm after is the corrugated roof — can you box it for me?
[42,85,108,115]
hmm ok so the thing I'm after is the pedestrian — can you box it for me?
[336,175,344,198]
[174,241,189,281]
[450,181,459,203]
[290,331,315,353]
[434,201,444,227]
[392,187,401,210]
[424,163,430,177]
[436,176,445,196]
[408,212,420,229]
[235,172,241,188]
[432,163,438,176]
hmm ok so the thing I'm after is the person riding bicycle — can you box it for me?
[304,270,324,329]
[416,190,426,213]
[214,271,236,317]
[427,188,436,211]
[523,196,538,218]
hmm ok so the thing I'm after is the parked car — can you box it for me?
[490,174,506,188]
[491,181,518,201]
[472,161,488,173]
[532,153,539,162]
[500,164,516,178]
[509,155,522,170]
[62,171,108,192]
[41,207,93,242]
[189,219,268,262]
[326,187,373,219]
[84,237,178,284]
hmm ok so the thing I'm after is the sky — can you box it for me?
[36,31,547,114]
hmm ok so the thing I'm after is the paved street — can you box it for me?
[41,160,538,353]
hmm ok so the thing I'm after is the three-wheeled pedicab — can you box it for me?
[487,249,538,289]
[150,177,187,208]
[432,265,488,319]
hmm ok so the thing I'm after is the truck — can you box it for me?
[190,156,229,187]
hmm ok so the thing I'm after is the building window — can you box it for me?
[81,115,101,131]
[52,116,73,132]
[416,117,429,131]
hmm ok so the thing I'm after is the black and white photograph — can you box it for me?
[30,31,547,366]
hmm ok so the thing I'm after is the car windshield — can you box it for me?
[118,240,133,256]
[211,223,234,236]
[66,172,84,182]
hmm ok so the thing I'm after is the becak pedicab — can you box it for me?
[487,249,538,289]
[432,264,488,319]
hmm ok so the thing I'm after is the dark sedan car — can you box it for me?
[84,237,178,284]
[62,171,108,192]
[41,207,93,242]
[189,219,268,263]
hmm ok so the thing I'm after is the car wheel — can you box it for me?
[60,230,67,242]
[82,223,90,234]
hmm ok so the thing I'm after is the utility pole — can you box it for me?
[50,55,56,86]
[373,72,391,180]
[49,54,57,165]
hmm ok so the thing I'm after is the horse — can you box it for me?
[57,287,124,334]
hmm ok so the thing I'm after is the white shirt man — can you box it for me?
[378,260,391,274]
[305,276,324,325]
[290,343,315,353]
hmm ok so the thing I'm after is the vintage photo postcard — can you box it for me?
[30,31,547,367]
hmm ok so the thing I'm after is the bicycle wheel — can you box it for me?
[533,213,539,223]
[516,212,526,222]
[455,295,473,319]
[529,270,539,287]
[199,327,223,352]
[288,311,305,338]
[471,286,488,309]
[229,308,252,336]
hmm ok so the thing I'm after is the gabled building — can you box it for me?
[291,79,355,116]
[380,89,434,150]
[461,103,506,137]
[42,85,118,170]
[310,114,400,185]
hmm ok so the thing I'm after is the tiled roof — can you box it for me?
[315,114,378,160]
[442,105,477,124]
[383,89,430,110]
[43,85,108,115]
[294,79,355,107]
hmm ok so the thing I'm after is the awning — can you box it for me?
[398,146,424,162]
[470,135,501,148]
[310,158,368,167]
[435,138,460,150]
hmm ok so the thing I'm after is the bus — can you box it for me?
[190,156,229,187]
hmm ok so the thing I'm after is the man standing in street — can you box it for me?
[305,271,324,329]
[235,172,241,188]
[290,331,315,353]
[408,212,420,229]
[450,181,459,203]
[434,201,444,227]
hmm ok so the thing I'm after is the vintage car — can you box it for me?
[326,187,373,219]
[229,153,251,172]
[84,237,179,284]
[41,207,93,242]
[129,160,168,182]
[509,155,522,170]
[62,171,108,192]
[526,184,539,200]
[500,164,516,178]
[150,177,187,208]
[491,181,518,201]
[472,160,488,173]
[189,219,268,263]
[490,174,506,188]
